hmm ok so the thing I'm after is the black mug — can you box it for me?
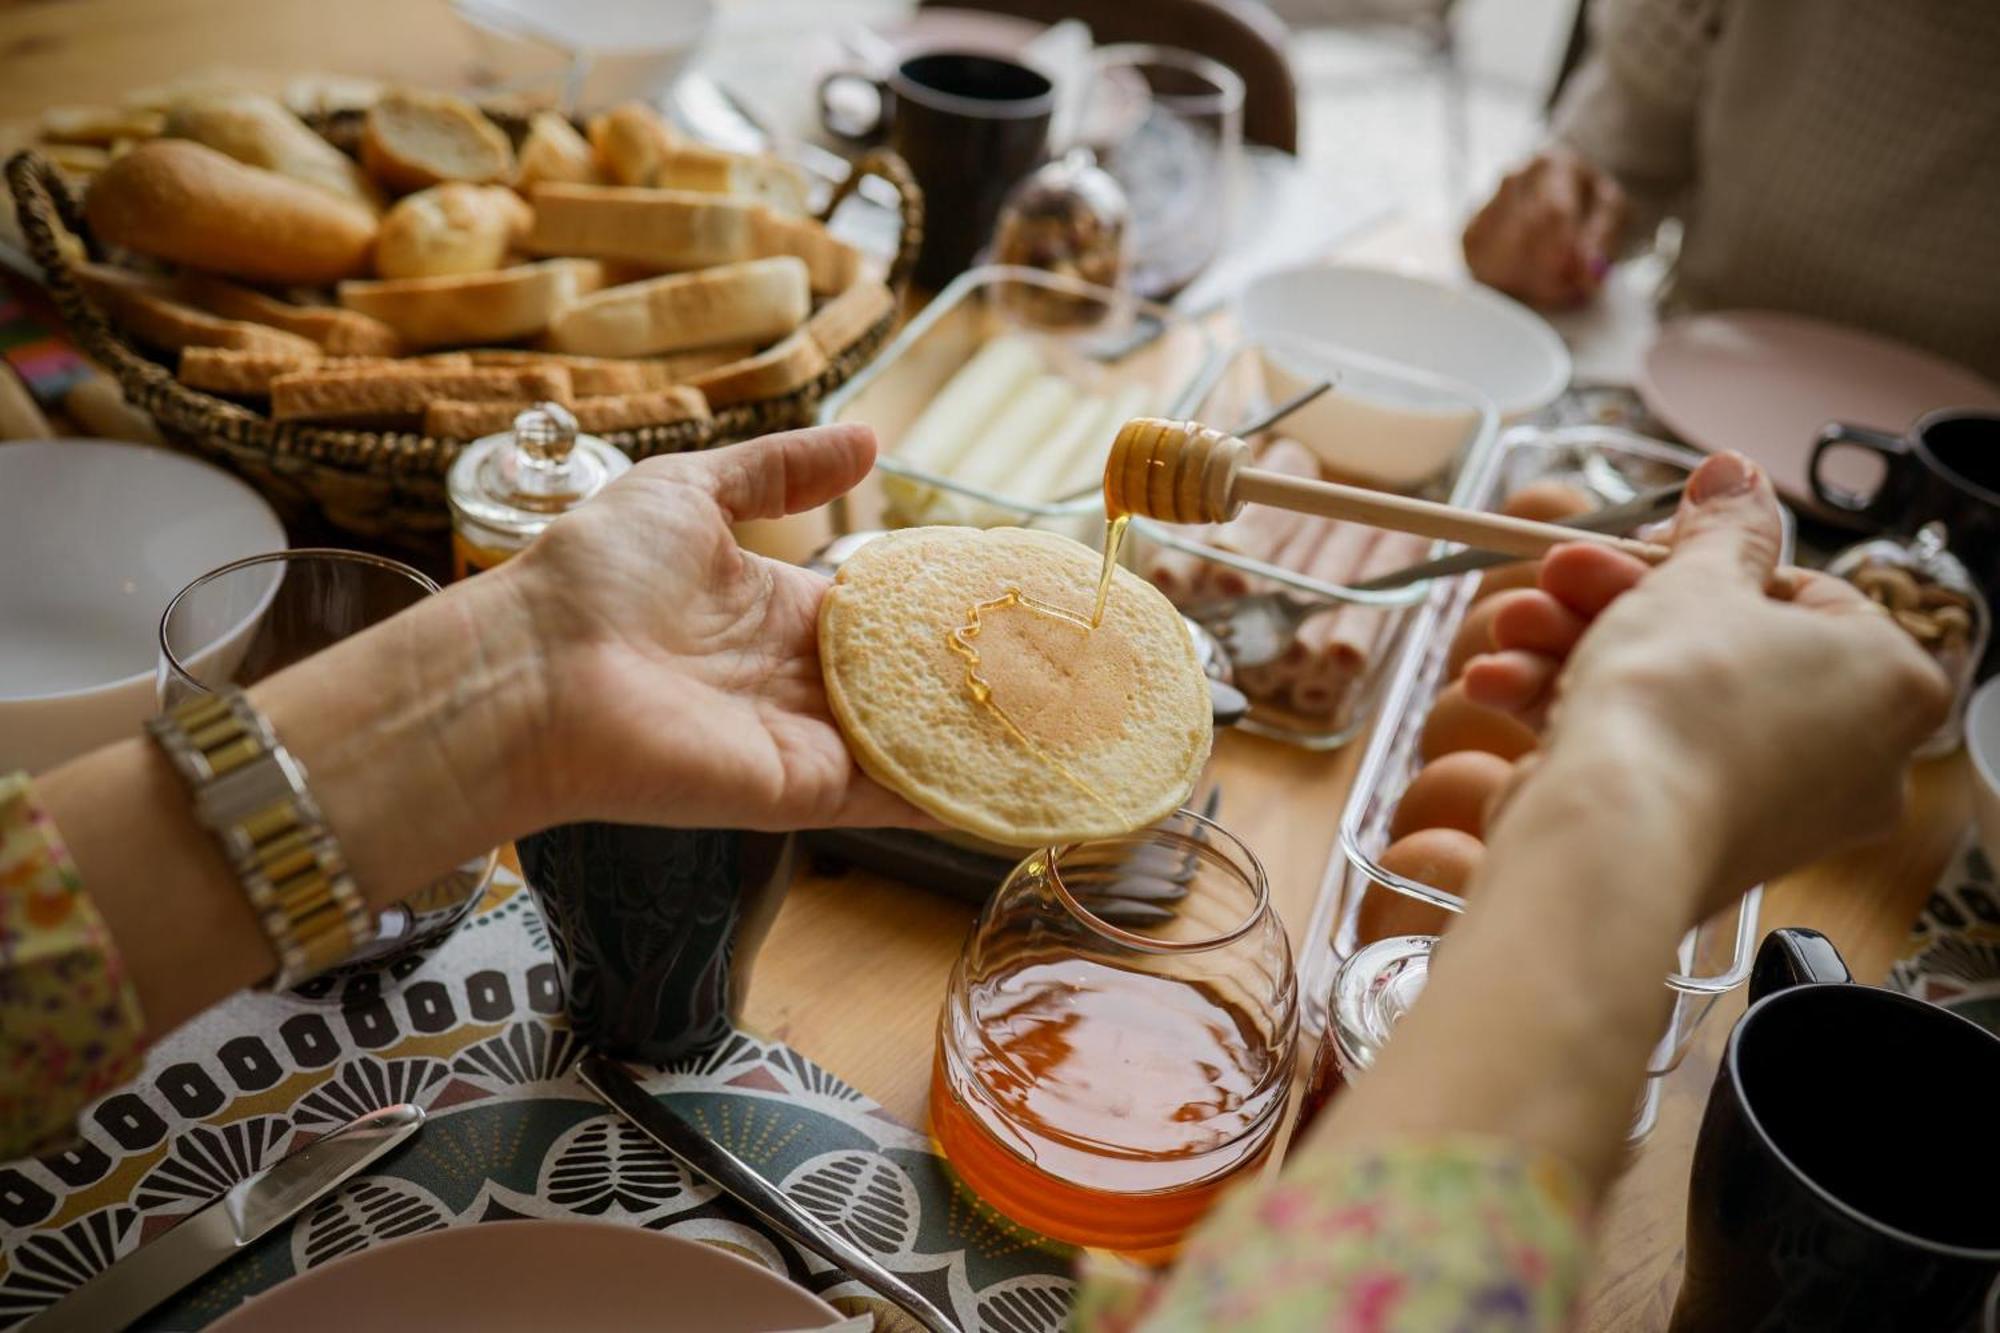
[821,51,1053,287]
[517,825,795,1062]
[1812,409,2000,593]
[1670,928,2000,1332]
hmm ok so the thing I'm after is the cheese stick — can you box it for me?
[1043,382,1151,502]
[883,334,1041,515]
[928,372,1079,524]
[1005,391,1108,503]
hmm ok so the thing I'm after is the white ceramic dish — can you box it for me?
[0,441,284,774]
[205,1220,842,1332]
[453,0,714,111]
[1236,263,1572,420]
[1966,676,2000,873]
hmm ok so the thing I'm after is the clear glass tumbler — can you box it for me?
[932,809,1296,1261]
[157,549,496,984]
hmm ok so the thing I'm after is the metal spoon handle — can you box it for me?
[580,1055,963,1333]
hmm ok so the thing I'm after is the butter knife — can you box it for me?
[579,1055,961,1333]
[30,1103,424,1332]
[1348,482,1686,591]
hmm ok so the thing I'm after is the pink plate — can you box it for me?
[205,1221,841,1332]
[1639,310,2000,523]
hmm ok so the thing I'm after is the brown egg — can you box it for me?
[1445,591,1514,678]
[1418,681,1539,763]
[1356,828,1486,942]
[1471,482,1596,603]
[1389,750,1516,840]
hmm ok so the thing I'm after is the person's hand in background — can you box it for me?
[1462,148,1630,309]
[1462,451,1949,915]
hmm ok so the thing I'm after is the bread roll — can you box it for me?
[337,258,607,349]
[85,141,377,285]
[586,101,679,186]
[687,330,827,407]
[76,263,322,357]
[653,145,809,215]
[271,364,572,425]
[175,273,402,355]
[511,113,593,191]
[425,385,709,438]
[375,183,533,278]
[40,105,164,145]
[526,183,760,271]
[749,211,861,295]
[361,90,514,193]
[545,256,811,358]
[165,90,383,211]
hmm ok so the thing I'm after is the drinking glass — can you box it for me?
[1084,44,1244,302]
[932,808,1296,1261]
[157,550,497,985]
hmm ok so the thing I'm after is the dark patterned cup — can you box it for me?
[517,825,795,1062]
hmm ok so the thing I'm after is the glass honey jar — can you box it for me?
[446,401,631,578]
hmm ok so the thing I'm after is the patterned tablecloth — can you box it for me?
[0,868,1076,1332]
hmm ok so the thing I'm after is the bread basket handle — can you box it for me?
[819,148,923,297]
[5,150,171,390]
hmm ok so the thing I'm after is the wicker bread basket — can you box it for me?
[5,146,921,548]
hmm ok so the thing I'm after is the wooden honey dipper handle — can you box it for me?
[1106,417,1672,565]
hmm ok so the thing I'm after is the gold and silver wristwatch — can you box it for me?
[147,689,372,989]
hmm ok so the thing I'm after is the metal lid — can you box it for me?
[1331,934,1435,1071]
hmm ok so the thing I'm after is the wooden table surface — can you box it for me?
[0,4,1974,1325]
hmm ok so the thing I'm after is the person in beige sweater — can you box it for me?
[1464,0,2000,380]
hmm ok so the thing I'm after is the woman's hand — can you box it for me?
[494,423,927,832]
[1462,148,1629,309]
[1463,452,1949,915]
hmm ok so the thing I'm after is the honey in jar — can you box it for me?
[445,401,631,578]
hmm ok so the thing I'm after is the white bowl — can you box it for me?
[0,441,284,774]
[1236,263,1572,420]
[453,0,713,112]
[1966,676,2000,873]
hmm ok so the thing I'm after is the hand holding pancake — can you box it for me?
[501,423,931,832]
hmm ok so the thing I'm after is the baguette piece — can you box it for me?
[545,256,810,357]
[586,102,680,186]
[179,348,471,395]
[337,259,607,349]
[805,279,895,359]
[175,273,403,355]
[85,141,377,285]
[164,90,383,211]
[375,183,533,278]
[516,111,602,190]
[687,329,827,407]
[40,105,165,145]
[465,346,751,388]
[76,263,322,357]
[425,385,709,438]
[749,210,862,295]
[271,364,571,425]
[652,145,809,215]
[361,90,514,193]
[526,183,760,271]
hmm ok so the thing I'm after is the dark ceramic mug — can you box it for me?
[1670,928,2000,1332]
[1811,409,2000,592]
[517,825,795,1063]
[820,51,1053,287]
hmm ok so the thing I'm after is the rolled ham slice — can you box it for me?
[1289,531,1432,718]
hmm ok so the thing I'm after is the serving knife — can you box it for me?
[579,1055,962,1333]
[29,1103,424,1332]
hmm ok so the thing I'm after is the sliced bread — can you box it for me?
[336,259,607,350]
[544,256,810,358]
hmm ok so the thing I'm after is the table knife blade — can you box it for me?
[29,1103,424,1332]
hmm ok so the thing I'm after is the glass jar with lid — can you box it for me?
[446,401,631,578]
[1294,934,1433,1141]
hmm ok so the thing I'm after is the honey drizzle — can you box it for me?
[1090,513,1130,628]
[946,589,1128,823]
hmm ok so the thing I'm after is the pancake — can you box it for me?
[820,526,1213,846]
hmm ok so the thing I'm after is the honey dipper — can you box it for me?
[1104,418,1673,565]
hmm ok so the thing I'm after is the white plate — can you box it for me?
[0,440,283,774]
[1236,263,1571,419]
[205,1220,844,1332]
